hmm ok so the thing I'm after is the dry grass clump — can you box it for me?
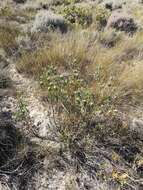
[0,71,12,89]
[131,5,143,25]
[0,24,20,54]
[0,6,36,23]
[48,0,81,6]
[90,31,143,104]
[16,31,95,76]
[119,60,143,100]
[98,29,123,48]
[114,31,143,62]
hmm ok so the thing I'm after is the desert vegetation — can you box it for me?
[0,0,143,190]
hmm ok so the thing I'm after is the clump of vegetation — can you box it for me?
[98,29,122,48]
[62,0,81,5]
[93,5,110,29]
[17,29,143,105]
[19,29,143,109]
[14,96,28,121]
[48,0,80,6]
[40,66,95,118]
[0,7,13,17]
[60,5,92,27]
[16,31,92,75]
[39,66,98,155]
[0,6,36,23]
[0,71,12,88]
[31,11,67,33]
[0,24,20,54]
[131,5,143,24]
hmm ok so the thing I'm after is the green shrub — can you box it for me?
[40,66,95,150]
[60,5,92,27]
[40,66,95,118]
[93,6,110,29]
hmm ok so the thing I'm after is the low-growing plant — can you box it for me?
[14,96,28,121]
